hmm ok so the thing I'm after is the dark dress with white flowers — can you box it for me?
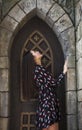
[34,64,65,129]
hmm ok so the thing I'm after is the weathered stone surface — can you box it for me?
[0,27,12,56]
[47,3,65,22]
[60,27,75,56]
[77,58,82,90]
[2,0,19,17]
[58,0,74,23]
[75,0,80,4]
[67,115,77,130]
[37,8,46,20]
[66,91,76,114]
[53,22,60,37]
[67,55,75,68]
[45,15,54,28]
[0,69,8,91]
[78,90,82,102]
[77,38,82,60]
[0,92,9,117]
[67,69,76,91]
[76,21,82,42]
[37,0,54,19]
[0,15,18,32]
[18,0,36,14]
[53,27,75,58]
[54,14,73,33]
[1,0,75,24]
[78,102,82,130]
[0,118,8,130]
[8,4,26,22]
[37,0,54,13]
[45,3,65,28]
[0,57,9,68]
[76,0,82,27]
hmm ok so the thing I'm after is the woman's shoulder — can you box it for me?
[35,64,46,71]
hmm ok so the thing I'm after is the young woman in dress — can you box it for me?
[30,50,67,130]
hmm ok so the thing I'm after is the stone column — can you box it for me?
[52,13,76,129]
[60,28,77,130]
[76,0,82,130]
[0,57,9,130]
[0,28,12,130]
[66,56,77,130]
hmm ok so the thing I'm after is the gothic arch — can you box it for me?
[0,0,76,130]
[0,0,75,57]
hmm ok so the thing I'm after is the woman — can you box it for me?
[30,50,67,130]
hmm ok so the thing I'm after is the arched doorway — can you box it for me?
[9,16,66,130]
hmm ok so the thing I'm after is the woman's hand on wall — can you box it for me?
[63,58,68,74]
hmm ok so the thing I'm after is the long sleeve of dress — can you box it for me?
[34,65,65,87]
[46,71,65,86]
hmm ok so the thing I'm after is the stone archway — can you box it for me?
[0,1,76,130]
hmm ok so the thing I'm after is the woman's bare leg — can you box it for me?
[42,128,48,130]
[48,123,59,130]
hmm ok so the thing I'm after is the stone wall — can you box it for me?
[0,0,75,24]
[2,0,20,16]
[76,0,82,130]
[59,0,75,23]
[0,0,78,130]
[0,29,10,130]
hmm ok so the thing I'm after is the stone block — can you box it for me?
[47,3,65,23]
[78,90,82,102]
[77,58,82,89]
[52,23,60,38]
[8,4,26,22]
[67,115,77,130]
[54,14,73,33]
[37,0,54,18]
[78,102,82,130]
[19,9,37,31]
[0,92,9,117]
[60,27,75,56]
[0,15,18,32]
[18,0,36,14]
[67,55,75,68]
[76,21,82,42]
[69,8,75,23]
[0,57,9,69]
[2,0,19,16]
[67,69,76,91]
[45,15,54,28]
[58,0,74,22]
[0,27,12,56]
[0,118,8,130]
[77,38,82,60]
[0,69,8,91]
[76,0,82,27]
[66,91,76,114]
[37,8,46,20]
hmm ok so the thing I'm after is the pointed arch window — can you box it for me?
[20,30,53,101]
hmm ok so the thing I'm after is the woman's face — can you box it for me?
[30,50,43,59]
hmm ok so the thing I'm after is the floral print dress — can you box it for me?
[34,64,65,129]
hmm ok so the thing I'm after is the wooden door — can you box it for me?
[9,16,66,130]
